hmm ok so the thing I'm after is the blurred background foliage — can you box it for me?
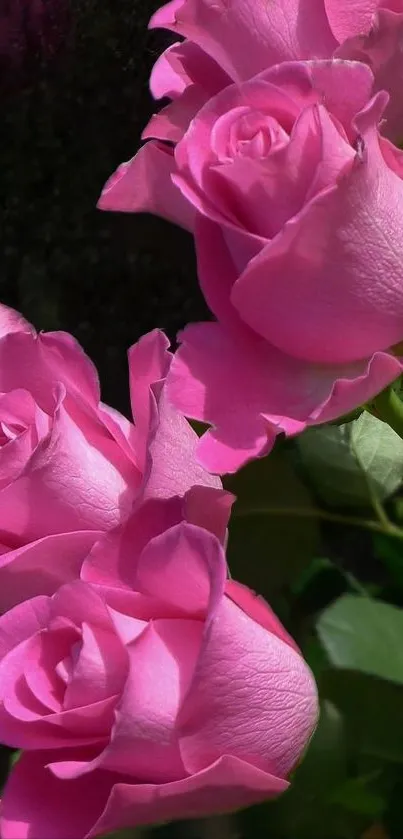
[2,2,403,838]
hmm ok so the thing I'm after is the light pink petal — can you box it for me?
[63,622,127,710]
[324,0,379,42]
[82,497,183,596]
[98,401,140,476]
[91,619,203,782]
[129,329,221,497]
[0,595,50,659]
[37,331,100,409]
[50,580,115,630]
[260,60,374,138]
[175,76,300,192]
[150,0,336,82]
[184,485,234,544]
[195,216,263,332]
[0,304,33,339]
[150,40,230,101]
[225,580,299,652]
[178,597,318,778]
[143,85,211,144]
[168,316,403,473]
[128,328,171,470]
[135,522,227,617]
[1,752,113,839]
[150,42,189,99]
[0,530,100,611]
[0,752,287,839]
[91,755,288,837]
[233,93,403,364]
[311,349,403,425]
[98,141,195,231]
[0,395,135,541]
[0,328,99,415]
[167,322,284,473]
[337,9,403,141]
[145,384,222,497]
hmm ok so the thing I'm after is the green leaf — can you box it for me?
[351,412,403,500]
[328,775,384,818]
[223,445,320,595]
[322,669,403,763]
[297,413,403,509]
[297,425,370,508]
[373,534,403,590]
[317,595,403,684]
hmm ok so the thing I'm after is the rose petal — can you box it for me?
[98,141,196,231]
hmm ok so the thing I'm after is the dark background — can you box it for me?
[1,0,208,416]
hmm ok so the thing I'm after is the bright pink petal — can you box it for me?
[150,40,230,100]
[0,752,287,839]
[37,331,100,409]
[128,329,221,497]
[168,316,403,473]
[63,622,127,710]
[91,619,203,782]
[143,86,211,144]
[167,322,287,473]
[150,0,336,82]
[97,141,195,231]
[0,395,135,541]
[0,304,32,339]
[135,522,227,617]
[1,752,112,839]
[128,328,171,472]
[184,485,234,544]
[178,598,318,777]
[233,93,403,364]
[0,596,50,659]
[0,531,100,611]
[337,9,403,141]
[225,580,299,652]
[324,0,378,42]
[90,755,288,837]
[82,497,182,597]
[311,349,403,424]
[150,42,189,99]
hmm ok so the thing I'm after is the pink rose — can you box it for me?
[0,304,219,606]
[0,493,318,839]
[101,58,403,473]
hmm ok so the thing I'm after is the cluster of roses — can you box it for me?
[3,0,403,836]
[100,0,403,474]
[0,308,317,838]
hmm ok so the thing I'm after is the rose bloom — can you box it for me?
[99,55,403,473]
[0,493,318,839]
[0,304,219,604]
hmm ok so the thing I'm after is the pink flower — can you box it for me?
[101,58,403,474]
[0,304,219,606]
[142,0,403,139]
[0,494,318,838]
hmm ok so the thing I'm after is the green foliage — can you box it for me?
[223,444,320,600]
[317,595,403,684]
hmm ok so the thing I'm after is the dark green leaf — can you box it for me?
[223,445,319,595]
[297,425,370,508]
[322,669,403,763]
